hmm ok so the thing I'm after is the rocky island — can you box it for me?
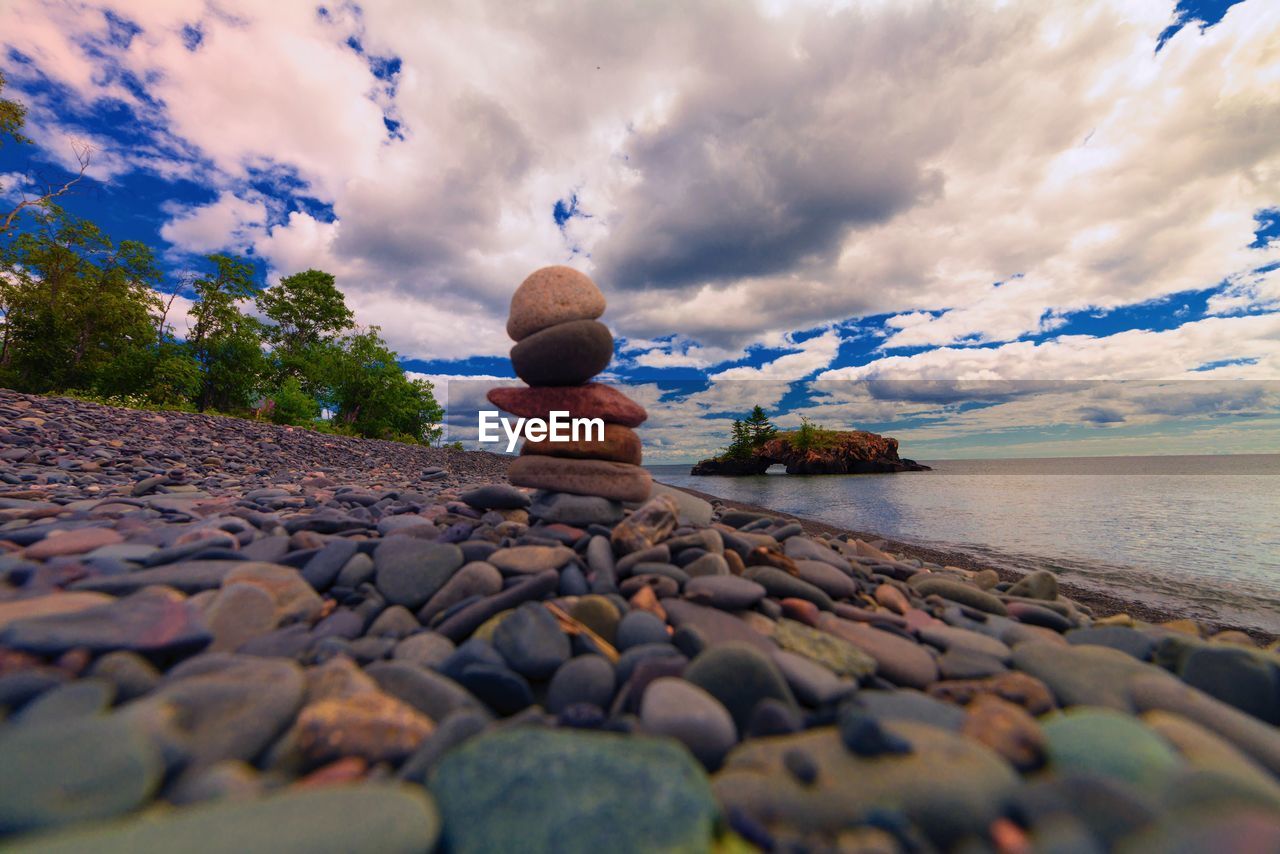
[693,418,930,476]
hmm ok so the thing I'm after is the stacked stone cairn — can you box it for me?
[488,266,654,527]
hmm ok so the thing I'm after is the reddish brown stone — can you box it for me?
[507,456,652,503]
[521,423,642,465]
[961,695,1046,771]
[23,527,122,559]
[487,383,647,427]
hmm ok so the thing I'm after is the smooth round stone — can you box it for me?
[301,539,359,591]
[713,723,1020,848]
[938,647,1007,680]
[126,654,305,774]
[616,643,687,685]
[685,575,766,610]
[366,605,422,639]
[962,695,1045,771]
[661,599,774,653]
[909,576,1008,615]
[817,615,940,688]
[0,592,114,630]
[393,632,455,669]
[616,610,671,650]
[771,650,857,706]
[528,492,624,526]
[837,708,910,756]
[1066,626,1156,660]
[773,618,877,680]
[455,663,533,716]
[646,483,714,526]
[568,595,621,643]
[1012,641,1152,711]
[1179,646,1280,724]
[487,383,647,428]
[743,567,833,611]
[0,588,211,657]
[366,661,483,720]
[206,583,278,652]
[1007,569,1058,601]
[430,728,716,854]
[223,563,325,624]
[417,562,503,623]
[783,537,851,571]
[510,319,613,386]
[508,457,652,503]
[487,545,575,575]
[640,677,737,769]
[0,714,163,833]
[8,784,440,853]
[1042,708,1183,795]
[492,602,570,680]
[23,527,123,559]
[684,553,730,578]
[1006,601,1073,632]
[546,654,616,713]
[852,689,968,732]
[13,678,114,724]
[373,540,464,610]
[86,651,159,702]
[461,484,530,511]
[521,423,642,465]
[794,560,858,599]
[507,265,606,341]
[684,643,799,731]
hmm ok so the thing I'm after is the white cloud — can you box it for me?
[1,0,1278,363]
[160,192,267,254]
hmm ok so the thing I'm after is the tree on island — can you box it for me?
[745,404,777,447]
[720,405,778,460]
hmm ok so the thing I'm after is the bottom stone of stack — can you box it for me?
[520,423,642,465]
[508,456,652,503]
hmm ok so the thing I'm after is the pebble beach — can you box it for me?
[3,261,1280,854]
[1,390,1279,851]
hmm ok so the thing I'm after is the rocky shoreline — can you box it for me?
[2,390,1280,851]
[664,483,1278,647]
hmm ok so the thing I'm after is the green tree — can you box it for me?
[257,269,354,353]
[186,253,267,411]
[320,326,443,442]
[265,375,321,425]
[744,405,777,447]
[0,206,161,393]
[721,419,752,460]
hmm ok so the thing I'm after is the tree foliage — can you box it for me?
[0,208,442,443]
[720,405,777,460]
[0,207,161,393]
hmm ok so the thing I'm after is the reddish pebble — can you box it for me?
[875,583,910,615]
[23,527,122,558]
[296,756,368,788]
[629,585,667,622]
[780,598,821,626]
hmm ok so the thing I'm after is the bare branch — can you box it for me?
[0,140,92,235]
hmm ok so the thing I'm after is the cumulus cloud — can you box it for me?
[160,192,267,254]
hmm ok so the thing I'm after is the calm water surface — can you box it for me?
[649,455,1280,633]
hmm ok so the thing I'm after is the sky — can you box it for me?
[1,0,1278,461]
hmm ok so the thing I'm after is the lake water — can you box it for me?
[648,455,1280,634]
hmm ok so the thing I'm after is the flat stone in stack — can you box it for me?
[491,266,651,506]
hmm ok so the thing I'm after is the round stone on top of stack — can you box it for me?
[494,266,652,506]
